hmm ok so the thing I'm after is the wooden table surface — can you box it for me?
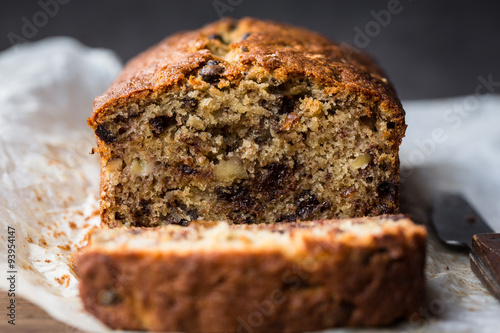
[0,293,84,333]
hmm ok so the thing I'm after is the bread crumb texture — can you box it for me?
[88,17,406,227]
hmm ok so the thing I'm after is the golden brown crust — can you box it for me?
[76,216,426,332]
[89,17,404,135]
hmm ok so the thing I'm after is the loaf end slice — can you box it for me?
[76,215,426,332]
[88,17,406,227]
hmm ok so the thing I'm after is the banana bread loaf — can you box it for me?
[88,17,406,227]
[76,215,426,332]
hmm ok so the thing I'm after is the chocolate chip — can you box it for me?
[215,185,238,201]
[178,163,197,175]
[171,219,190,227]
[277,214,297,222]
[235,195,260,213]
[377,181,396,200]
[181,97,198,109]
[208,33,224,43]
[279,96,295,115]
[241,46,249,52]
[187,209,199,221]
[114,212,125,220]
[215,184,260,214]
[199,60,225,84]
[95,124,116,144]
[387,122,395,129]
[256,163,292,193]
[149,116,176,136]
[295,190,329,220]
[242,33,251,40]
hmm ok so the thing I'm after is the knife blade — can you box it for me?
[430,193,500,300]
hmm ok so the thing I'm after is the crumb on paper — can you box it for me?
[58,244,71,251]
[55,274,71,288]
[69,221,77,229]
[84,209,100,221]
[80,226,100,247]
[33,189,42,202]
[53,230,66,238]
[45,259,52,263]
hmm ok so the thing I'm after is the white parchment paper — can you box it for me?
[0,38,499,333]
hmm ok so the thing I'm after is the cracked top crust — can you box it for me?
[89,17,403,127]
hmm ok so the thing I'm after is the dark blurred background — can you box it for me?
[2,0,499,100]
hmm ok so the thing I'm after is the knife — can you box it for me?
[430,193,500,300]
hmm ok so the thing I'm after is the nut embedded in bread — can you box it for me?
[88,17,406,227]
[75,215,426,332]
